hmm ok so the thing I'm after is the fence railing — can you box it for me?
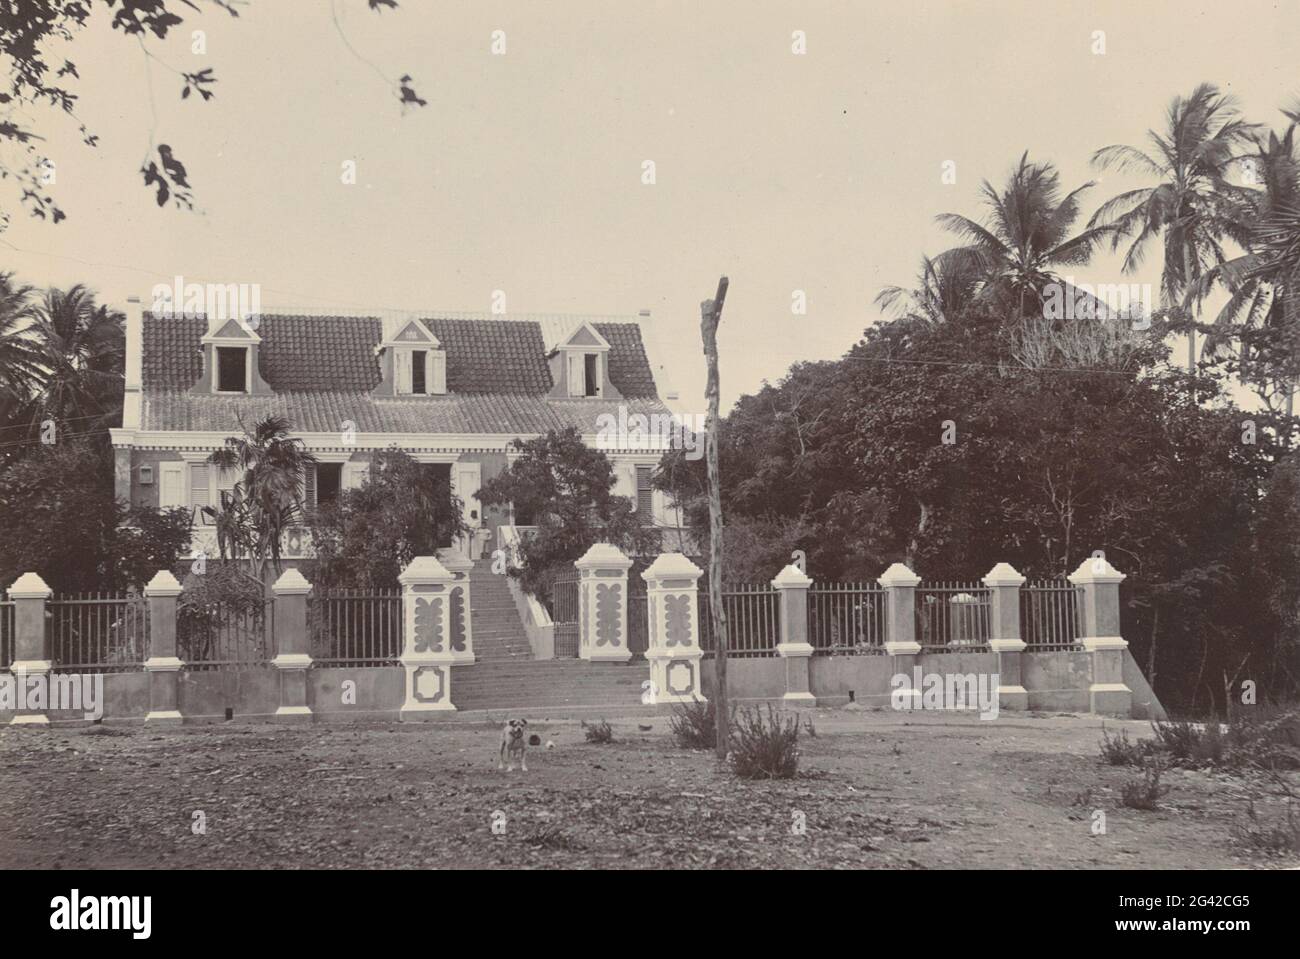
[915,582,991,651]
[699,584,780,658]
[47,593,150,672]
[309,589,402,666]
[808,582,886,655]
[552,574,580,658]
[1021,580,1084,650]
[0,600,13,669]
[178,599,275,671]
[628,589,649,657]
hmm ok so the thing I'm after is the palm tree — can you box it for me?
[1089,84,1260,373]
[1201,106,1300,418]
[0,273,41,414]
[25,284,126,435]
[935,152,1115,322]
[875,249,983,327]
[208,415,318,581]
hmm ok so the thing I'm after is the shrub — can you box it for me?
[730,705,801,780]
[583,719,614,744]
[1150,719,1226,767]
[1232,800,1300,856]
[669,699,716,749]
[1120,757,1167,811]
[1099,726,1151,766]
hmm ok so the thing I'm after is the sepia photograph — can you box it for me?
[0,0,1296,937]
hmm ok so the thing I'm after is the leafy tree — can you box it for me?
[207,414,316,582]
[476,427,659,602]
[0,440,191,592]
[1090,84,1260,371]
[0,0,427,226]
[307,448,466,590]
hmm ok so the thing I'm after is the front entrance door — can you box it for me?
[451,461,482,558]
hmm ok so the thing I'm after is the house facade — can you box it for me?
[108,298,687,564]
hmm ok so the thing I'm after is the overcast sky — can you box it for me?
[3,0,1297,411]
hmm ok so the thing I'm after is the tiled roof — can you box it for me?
[140,312,658,398]
[595,323,658,399]
[138,311,668,434]
[422,318,551,394]
[141,390,671,437]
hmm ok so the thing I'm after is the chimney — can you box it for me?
[122,296,143,430]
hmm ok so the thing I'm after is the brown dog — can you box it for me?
[499,719,528,772]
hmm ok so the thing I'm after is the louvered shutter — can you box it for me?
[567,351,585,397]
[395,350,412,394]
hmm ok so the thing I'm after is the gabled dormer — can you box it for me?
[195,316,272,395]
[375,318,447,397]
[549,322,621,400]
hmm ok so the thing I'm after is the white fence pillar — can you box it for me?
[438,548,475,664]
[983,562,1028,711]
[398,556,457,717]
[642,553,705,704]
[1069,556,1132,717]
[575,543,633,662]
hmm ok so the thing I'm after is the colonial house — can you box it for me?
[108,298,688,566]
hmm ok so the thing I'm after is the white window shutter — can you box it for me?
[431,351,447,394]
[395,350,412,394]
[567,351,584,397]
[159,462,185,508]
[343,461,370,490]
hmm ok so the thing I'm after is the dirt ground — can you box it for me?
[0,709,1293,869]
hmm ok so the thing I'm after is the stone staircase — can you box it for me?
[450,659,652,713]
[456,558,653,714]
[468,559,533,662]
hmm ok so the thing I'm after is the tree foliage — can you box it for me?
[307,448,466,590]
[476,427,659,601]
[0,440,191,592]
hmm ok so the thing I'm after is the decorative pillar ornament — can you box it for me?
[641,552,706,704]
[399,556,458,717]
[437,548,475,664]
[575,543,633,663]
[143,569,185,725]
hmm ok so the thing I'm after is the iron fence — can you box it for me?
[699,584,780,658]
[808,582,886,654]
[628,589,649,657]
[552,573,580,658]
[915,582,991,651]
[177,598,275,670]
[309,589,402,666]
[47,593,150,672]
[1021,580,1084,650]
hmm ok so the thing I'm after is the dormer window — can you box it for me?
[383,319,446,396]
[558,322,612,399]
[216,347,248,393]
[201,315,261,395]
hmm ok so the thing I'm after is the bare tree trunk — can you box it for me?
[700,277,729,761]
